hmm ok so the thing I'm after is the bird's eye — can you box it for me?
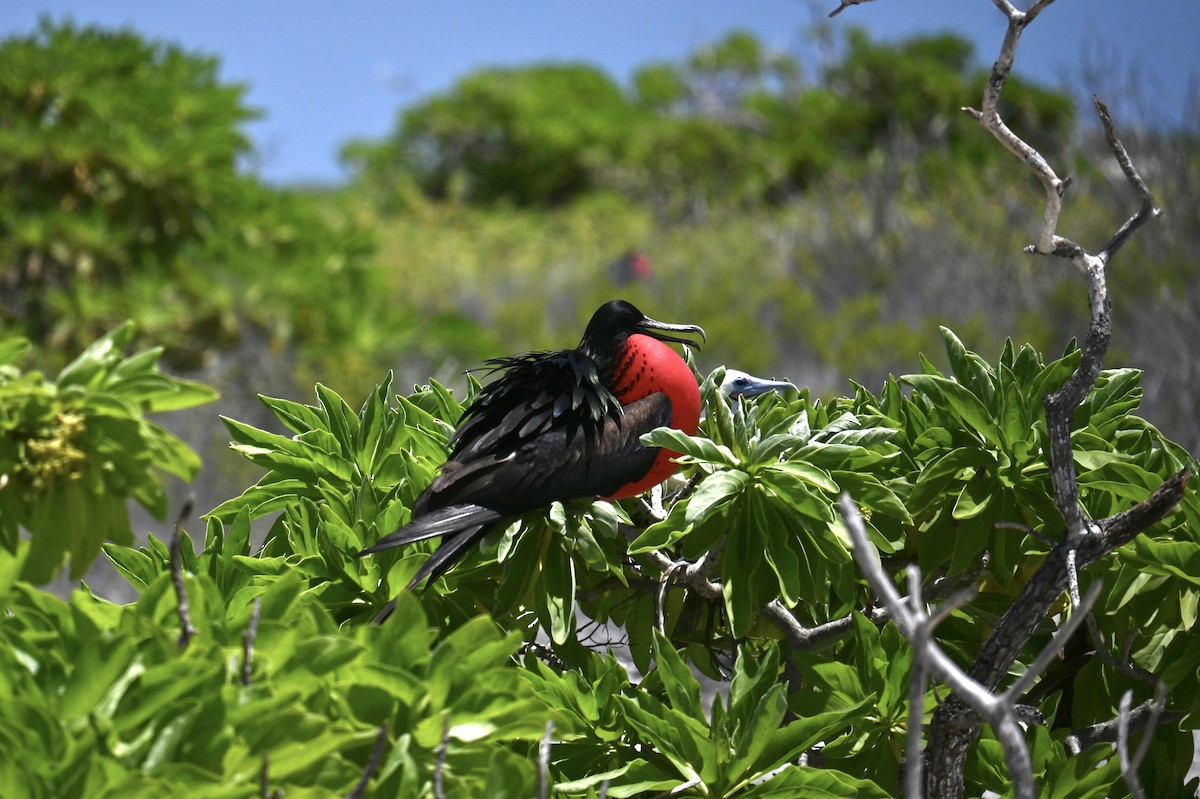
[734,377,749,388]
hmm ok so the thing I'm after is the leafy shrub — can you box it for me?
[0,323,214,582]
[1,326,1186,796]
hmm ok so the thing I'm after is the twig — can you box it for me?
[841,495,1101,799]
[260,753,280,799]
[826,0,880,18]
[626,525,873,652]
[243,596,262,687]
[657,561,684,634]
[650,777,702,798]
[966,0,1065,254]
[346,723,390,799]
[1069,695,1182,750]
[537,719,555,799]
[903,567,930,799]
[921,1,1172,792]
[1117,682,1169,799]
[434,714,450,799]
[171,498,197,650]
[1094,96,1164,261]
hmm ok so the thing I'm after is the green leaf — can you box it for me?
[641,427,737,467]
[59,634,138,722]
[952,475,997,520]
[539,540,576,645]
[651,629,704,723]
[259,394,326,436]
[739,766,889,798]
[0,337,31,366]
[1132,538,1200,587]
[627,498,694,554]
[618,693,713,783]
[902,373,1002,448]
[553,758,677,797]
[766,460,838,493]
[739,700,871,787]
[314,382,359,455]
[684,469,749,526]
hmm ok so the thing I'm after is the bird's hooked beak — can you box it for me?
[720,369,798,399]
[637,315,706,350]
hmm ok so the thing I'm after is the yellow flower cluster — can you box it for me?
[21,411,87,491]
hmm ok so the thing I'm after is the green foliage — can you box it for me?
[0,18,251,340]
[0,322,215,582]
[3,322,1198,794]
[0,19,473,401]
[350,63,640,206]
[0,563,547,797]
[3,14,1198,794]
[347,27,1074,213]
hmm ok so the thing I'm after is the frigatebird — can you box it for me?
[360,299,705,620]
[718,369,798,401]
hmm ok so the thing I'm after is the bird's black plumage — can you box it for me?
[359,300,703,622]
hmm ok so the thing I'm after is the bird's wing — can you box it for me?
[421,392,672,513]
[448,350,621,464]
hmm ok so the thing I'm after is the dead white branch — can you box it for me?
[840,495,1100,799]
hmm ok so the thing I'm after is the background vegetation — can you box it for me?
[1,12,1198,798]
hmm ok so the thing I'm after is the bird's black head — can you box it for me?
[580,300,705,364]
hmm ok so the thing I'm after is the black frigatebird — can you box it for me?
[360,299,705,621]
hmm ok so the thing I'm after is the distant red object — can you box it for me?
[608,250,652,284]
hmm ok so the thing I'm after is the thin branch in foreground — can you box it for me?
[826,0,881,18]
[1094,96,1163,261]
[1117,682,1169,799]
[346,723,390,799]
[170,498,197,650]
[1069,695,1183,751]
[840,495,1100,799]
[242,596,262,687]
[434,714,450,799]
[260,753,283,799]
[537,719,555,799]
[625,522,871,652]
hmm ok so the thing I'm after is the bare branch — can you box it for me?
[1002,581,1100,704]
[1094,97,1164,261]
[904,568,930,799]
[1117,682,1169,799]
[628,529,873,652]
[260,754,272,799]
[839,3,1176,797]
[1071,695,1183,750]
[434,715,450,799]
[537,720,554,799]
[967,0,1066,254]
[826,0,881,18]
[657,561,684,634]
[346,723,390,799]
[242,596,262,687]
[171,498,197,651]
[841,496,1118,799]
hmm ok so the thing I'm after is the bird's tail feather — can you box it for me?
[360,504,505,624]
[404,524,488,591]
[369,524,490,624]
[357,504,503,555]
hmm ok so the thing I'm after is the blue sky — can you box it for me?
[5,1,1196,184]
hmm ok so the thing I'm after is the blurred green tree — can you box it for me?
[0,19,252,340]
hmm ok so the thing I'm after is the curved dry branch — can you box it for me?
[840,496,1100,799]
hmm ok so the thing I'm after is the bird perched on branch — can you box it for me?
[359,299,705,620]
